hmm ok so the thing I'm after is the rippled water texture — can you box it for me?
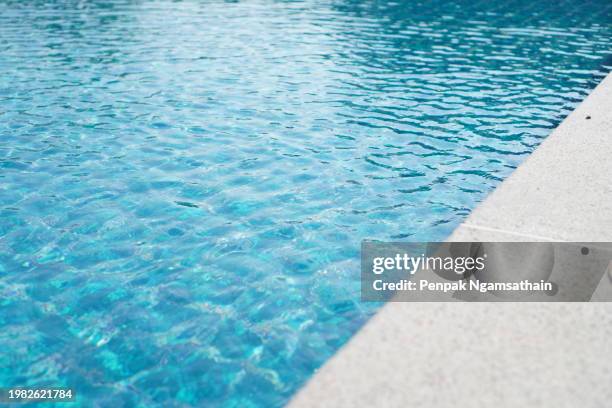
[0,0,610,406]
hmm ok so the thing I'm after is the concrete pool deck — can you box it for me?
[289,73,612,408]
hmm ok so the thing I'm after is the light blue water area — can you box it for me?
[0,0,610,406]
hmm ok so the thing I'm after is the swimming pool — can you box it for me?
[0,0,610,406]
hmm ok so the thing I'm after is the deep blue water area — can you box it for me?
[0,0,610,406]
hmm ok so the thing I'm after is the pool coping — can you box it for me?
[288,73,612,408]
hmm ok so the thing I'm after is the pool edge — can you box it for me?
[288,72,612,408]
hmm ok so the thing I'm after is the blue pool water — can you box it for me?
[0,0,610,406]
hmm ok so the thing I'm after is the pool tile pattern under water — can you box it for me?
[0,0,610,406]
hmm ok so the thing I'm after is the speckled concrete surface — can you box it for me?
[290,303,612,408]
[289,74,612,408]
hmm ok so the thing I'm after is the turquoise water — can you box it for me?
[0,0,610,406]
